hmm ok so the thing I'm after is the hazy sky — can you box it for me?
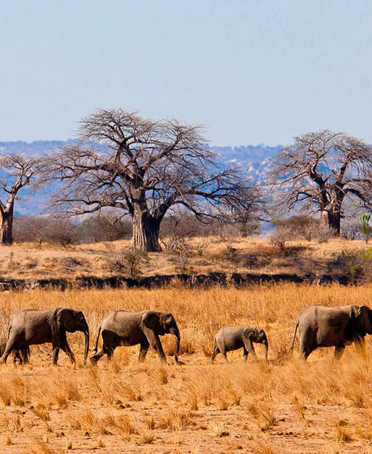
[1,0,371,146]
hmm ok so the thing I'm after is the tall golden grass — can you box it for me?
[1,283,372,452]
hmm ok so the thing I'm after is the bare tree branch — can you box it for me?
[46,108,263,251]
[270,130,372,235]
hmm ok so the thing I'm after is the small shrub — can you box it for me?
[270,226,292,251]
[316,224,336,243]
[328,249,372,283]
[176,242,188,272]
[108,248,148,277]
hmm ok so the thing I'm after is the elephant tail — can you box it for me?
[92,325,102,355]
[290,320,299,354]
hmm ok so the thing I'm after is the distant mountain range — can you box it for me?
[0,141,282,216]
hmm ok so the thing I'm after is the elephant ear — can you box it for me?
[57,308,77,332]
[142,312,161,331]
[356,306,372,335]
[243,327,257,340]
[51,307,62,338]
[162,313,173,330]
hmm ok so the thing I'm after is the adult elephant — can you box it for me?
[90,310,181,365]
[290,305,372,360]
[0,308,89,365]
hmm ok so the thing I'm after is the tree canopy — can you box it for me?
[270,130,372,235]
[47,108,262,251]
[0,153,42,245]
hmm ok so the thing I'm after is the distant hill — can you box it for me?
[0,140,282,216]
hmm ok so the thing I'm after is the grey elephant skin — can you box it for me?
[290,305,372,359]
[210,326,268,363]
[0,337,29,364]
[0,308,90,365]
[90,310,181,365]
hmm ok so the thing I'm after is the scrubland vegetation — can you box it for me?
[1,236,372,284]
[1,283,372,453]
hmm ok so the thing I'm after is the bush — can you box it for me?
[271,216,320,241]
[270,225,292,251]
[328,249,372,283]
[107,248,148,277]
[271,215,337,243]
[79,214,132,243]
[14,216,80,245]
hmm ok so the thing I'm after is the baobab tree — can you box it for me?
[0,154,43,245]
[270,130,372,235]
[47,108,262,252]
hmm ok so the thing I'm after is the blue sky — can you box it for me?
[0,0,371,146]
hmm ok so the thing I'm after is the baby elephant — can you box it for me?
[210,326,268,363]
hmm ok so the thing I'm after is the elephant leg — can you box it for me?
[242,347,248,362]
[138,341,149,363]
[21,346,30,365]
[106,346,115,361]
[218,344,228,363]
[299,329,317,361]
[334,345,345,360]
[100,332,116,361]
[355,337,366,356]
[209,342,220,364]
[1,336,21,365]
[57,330,75,365]
[52,346,60,365]
[60,341,76,365]
[242,338,258,361]
[143,330,167,364]
[90,348,106,365]
[300,346,315,360]
[12,350,23,365]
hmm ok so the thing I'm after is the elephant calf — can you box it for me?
[290,304,372,360]
[90,310,181,365]
[0,307,90,366]
[210,326,268,363]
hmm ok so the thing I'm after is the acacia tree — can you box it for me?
[270,130,372,235]
[48,108,262,252]
[0,154,42,245]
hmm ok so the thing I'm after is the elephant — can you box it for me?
[210,326,268,363]
[0,337,29,364]
[0,308,89,366]
[290,305,372,360]
[90,310,181,365]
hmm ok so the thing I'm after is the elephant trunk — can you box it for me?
[83,330,90,365]
[174,332,180,363]
[263,341,268,361]
[169,326,180,363]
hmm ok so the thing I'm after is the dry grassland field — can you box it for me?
[1,284,372,453]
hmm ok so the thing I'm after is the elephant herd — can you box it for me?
[0,303,372,366]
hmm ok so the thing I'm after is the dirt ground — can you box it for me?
[0,236,369,280]
[1,285,372,453]
[1,349,372,454]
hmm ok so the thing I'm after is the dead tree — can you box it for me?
[47,108,262,252]
[0,154,42,245]
[270,130,372,236]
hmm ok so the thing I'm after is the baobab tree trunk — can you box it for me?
[132,210,161,252]
[0,209,14,245]
[321,210,341,236]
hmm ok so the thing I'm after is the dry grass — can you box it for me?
[0,236,370,280]
[1,284,372,452]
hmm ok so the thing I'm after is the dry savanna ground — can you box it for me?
[0,237,370,280]
[1,284,372,453]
